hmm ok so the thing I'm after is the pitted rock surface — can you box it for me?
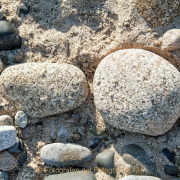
[93,49,180,136]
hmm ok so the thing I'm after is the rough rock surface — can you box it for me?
[93,49,180,136]
[0,63,89,118]
[118,175,161,180]
[41,143,92,166]
[0,115,13,126]
[162,29,180,51]
[44,171,97,180]
[122,144,158,177]
[0,21,22,51]
[0,126,16,151]
[0,151,18,171]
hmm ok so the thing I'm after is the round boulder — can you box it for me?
[0,63,88,118]
[93,49,180,136]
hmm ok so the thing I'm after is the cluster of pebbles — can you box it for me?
[1,2,180,180]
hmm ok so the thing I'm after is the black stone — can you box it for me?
[18,139,24,152]
[17,3,30,16]
[90,138,101,149]
[162,148,175,164]
[164,165,178,176]
[0,21,22,51]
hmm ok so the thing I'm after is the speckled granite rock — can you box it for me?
[0,21,22,51]
[15,111,27,128]
[44,171,97,180]
[41,143,92,166]
[93,49,180,136]
[95,150,116,177]
[0,126,16,151]
[0,151,18,171]
[122,144,158,177]
[0,63,89,118]
[0,115,13,126]
[118,175,161,180]
[162,29,180,51]
[0,59,3,74]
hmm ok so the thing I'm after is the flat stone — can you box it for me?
[44,171,97,180]
[164,165,178,176]
[0,115,13,126]
[0,171,9,180]
[0,59,3,74]
[0,21,22,51]
[21,126,37,139]
[0,126,16,151]
[0,151,18,171]
[122,144,158,177]
[0,63,89,118]
[95,150,116,177]
[118,175,161,180]
[15,111,27,128]
[40,143,92,166]
[7,137,19,153]
[162,29,180,51]
[93,49,180,136]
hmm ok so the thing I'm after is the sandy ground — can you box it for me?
[1,0,180,180]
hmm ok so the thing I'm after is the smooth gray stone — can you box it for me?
[7,137,19,153]
[0,171,9,180]
[118,175,161,180]
[44,171,97,180]
[15,111,27,128]
[41,143,92,166]
[0,115,13,126]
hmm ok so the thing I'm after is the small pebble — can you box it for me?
[90,124,105,136]
[0,171,9,180]
[164,165,178,176]
[0,115,13,126]
[17,139,24,152]
[72,133,81,141]
[124,22,130,26]
[7,49,24,63]
[162,148,175,164]
[57,126,70,142]
[0,151,18,171]
[17,3,30,16]
[90,138,101,149]
[78,126,86,137]
[15,111,27,128]
[7,137,19,153]
[21,126,37,139]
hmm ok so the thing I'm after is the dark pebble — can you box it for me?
[18,150,27,167]
[21,126,37,139]
[0,21,22,51]
[164,165,178,176]
[87,121,92,126]
[7,137,20,153]
[17,3,30,16]
[162,148,175,164]
[90,138,101,149]
[18,139,24,152]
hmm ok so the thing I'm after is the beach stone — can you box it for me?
[164,165,178,176]
[40,143,92,166]
[0,151,18,171]
[162,29,180,51]
[0,115,13,126]
[122,144,158,176]
[7,137,19,153]
[0,20,22,51]
[57,126,70,142]
[89,138,101,149]
[0,126,16,151]
[90,124,105,136]
[7,49,24,63]
[44,171,97,180]
[17,3,30,16]
[118,175,161,180]
[21,126,37,139]
[0,59,3,74]
[162,148,175,164]
[0,63,88,118]
[0,171,9,180]
[93,49,180,136]
[15,111,27,128]
[95,150,116,177]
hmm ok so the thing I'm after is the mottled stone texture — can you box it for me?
[0,126,16,151]
[41,143,92,166]
[162,29,180,51]
[0,63,89,118]
[94,49,180,136]
[0,115,13,126]
[118,176,161,180]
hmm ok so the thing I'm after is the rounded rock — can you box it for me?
[40,143,92,166]
[15,111,27,128]
[0,115,13,126]
[0,63,89,118]
[93,49,180,136]
[0,126,16,151]
[0,21,22,51]
[7,137,19,153]
[21,126,37,139]
[0,151,18,171]
[164,165,178,176]
[162,29,180,51]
